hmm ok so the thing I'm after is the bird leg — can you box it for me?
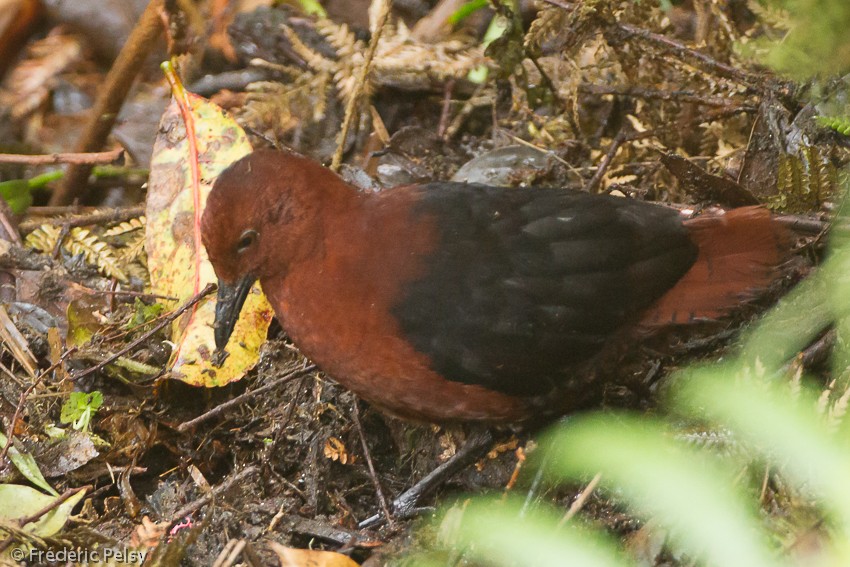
[358,429,496,528]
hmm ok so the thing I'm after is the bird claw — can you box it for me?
[358,504,434,529]
[357,430,496,529]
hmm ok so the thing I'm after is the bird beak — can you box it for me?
[214,275,256,350]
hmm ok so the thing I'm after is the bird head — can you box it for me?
[201,149,355,350]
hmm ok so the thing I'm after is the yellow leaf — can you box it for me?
[268,542,361,567]
[145,65,274,387]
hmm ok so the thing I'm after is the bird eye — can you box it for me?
[237,229,258,253]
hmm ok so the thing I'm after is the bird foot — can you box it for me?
[358,429,496,529]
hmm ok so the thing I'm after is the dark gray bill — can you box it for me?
[214,275,256,350]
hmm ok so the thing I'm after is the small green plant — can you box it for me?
[126,298,165,328]
[60,391,103,433]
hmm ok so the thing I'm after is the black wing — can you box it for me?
[393,183,697,397]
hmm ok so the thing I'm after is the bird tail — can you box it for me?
[639,206,792,327]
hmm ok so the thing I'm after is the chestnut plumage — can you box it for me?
[201,149,790,422]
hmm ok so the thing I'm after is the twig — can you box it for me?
[212,539,247,567]
[759,465,770,504]
[17,485,90,527]
[359,429,496,528]
[51,0,164,205]
[622,105,752,143]
[0,347,79,463]
[0,304,39,378]
[290,516,378,547]
[0,149,124,166]
[330,0,394,171]
[0,199,21,246]
[612,23,768,90]
[352,403,394,527]
[21,205,145,234]
[528,54,565,109]
[168,465,259,526]
[70,283,216,382]
[437,79,455,139]
[578,84,745,108]
[520,448,551,517]
[445,85,493,139]
[0,485,91,554]
[557,472,601,527]
[177,364,317,432]
[77,287,179,301]
[584,130,626,193]
[27,206,93,215]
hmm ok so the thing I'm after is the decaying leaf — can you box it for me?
[280,18,485,105]
[324,437,353,464]
[268,542,361,567]
[146,66,273,387]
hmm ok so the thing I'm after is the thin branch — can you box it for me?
[20,205,145,234]
[0,149,124,166]
[70,283,216,382]
[51,0,165,205]
[330,0,394,171]
[177,364,317,432]
[578,84,745,108]
[17,485,90,527]
[612,23,773,91]
[76,287,178,301]
[584,130,625,193]
[557,472,601,527]
[168,465,259,526]
[537,0,574,9]
[352,402,394,527]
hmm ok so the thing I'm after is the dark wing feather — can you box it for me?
[393,183,697,397]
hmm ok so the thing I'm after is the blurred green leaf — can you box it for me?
[751,0,850,79]
[675,370,850,535]
[543,415,780,567]
[434,498,633,567]
[0,484,85,541]
[0,170,64,214]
